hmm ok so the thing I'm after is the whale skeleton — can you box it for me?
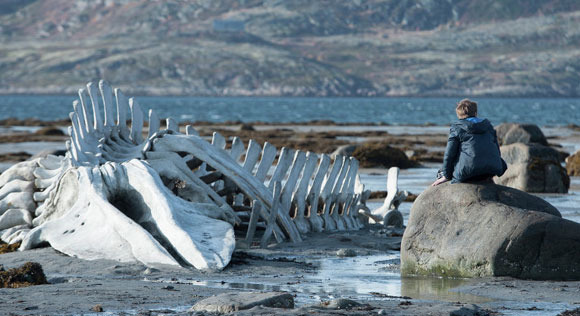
[0,81,403,270]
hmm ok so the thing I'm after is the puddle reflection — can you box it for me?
[400,276,491,303]
[147,255,490,305]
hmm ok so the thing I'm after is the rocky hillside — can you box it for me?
[0,0,579,96]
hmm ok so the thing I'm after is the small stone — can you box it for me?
[191,292,294,313]
[450,304,489,316]
[91,304,104,312]
[360,242,379,249]
[336,248,356,257]
[47,277,68,284]
[142,267,159,275]
[35,126,65,136]
[324,298,362,310]
[240,123,255,131]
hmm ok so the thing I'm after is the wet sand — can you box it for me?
[1,122,580,315]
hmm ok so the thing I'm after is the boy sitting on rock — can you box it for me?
[432,99,507,186]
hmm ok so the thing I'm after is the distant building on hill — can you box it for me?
[213,19,245,32]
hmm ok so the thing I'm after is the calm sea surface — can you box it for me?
[1,95,580,126]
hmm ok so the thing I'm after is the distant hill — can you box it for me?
[0,0,579,97]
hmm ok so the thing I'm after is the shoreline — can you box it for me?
[0,117,442,127]
[3,116,580,127]
[2,90,579,98]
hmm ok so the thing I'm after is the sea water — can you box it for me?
[1,95,580,126]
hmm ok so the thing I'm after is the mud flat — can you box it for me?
[1,122,580,315]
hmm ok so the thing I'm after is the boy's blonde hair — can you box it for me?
[456,99,477,119]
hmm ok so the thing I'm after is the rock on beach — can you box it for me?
[351,142,418,169]
[493,123,569,193]
[566,150,580,176]
[495,123,548,146]
[191,292,294,313]
[401,182,580,280]
[495,142,569,193]
[0,261,48,288]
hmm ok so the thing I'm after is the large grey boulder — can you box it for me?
[191,292,294,313]
[495,143,569,193]
[401,182,580,280]
[495,123,547,146]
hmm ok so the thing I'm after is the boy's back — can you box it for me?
[434,99,507,186]
[447,117,505,183]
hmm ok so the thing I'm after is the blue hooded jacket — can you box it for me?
[442,117,507,183]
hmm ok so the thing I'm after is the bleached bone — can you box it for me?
[33,156,70,216]
[229,137,245,162]
[291,152,318,234]
[254,142,277,181]
[185,125,199,136]
[243,200,261,247]
[242,140,262,171]
[151,134,304,243]
[0,209,32,230]
[280,151,306,228]
[235,140,261,205]
[0,192,35,215]
[0,160,36,186]
[212,132,227,150]
[0,180,33,201]
[361,167,406,228]
[22,160,235,270]
[99,80,116,128]
[328,156,352,231]
[246,141,285,243]
[319,156,345,231]
[0,80,378,268]
[129,98,144,143]
[345,193,363,229]
[306,154,331,232]
[145,153,237,219]
[261,181,282,248]
[355,175,372,216]
[1,224,30,244]
[335,158,359,230]
[166,118,179,133]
